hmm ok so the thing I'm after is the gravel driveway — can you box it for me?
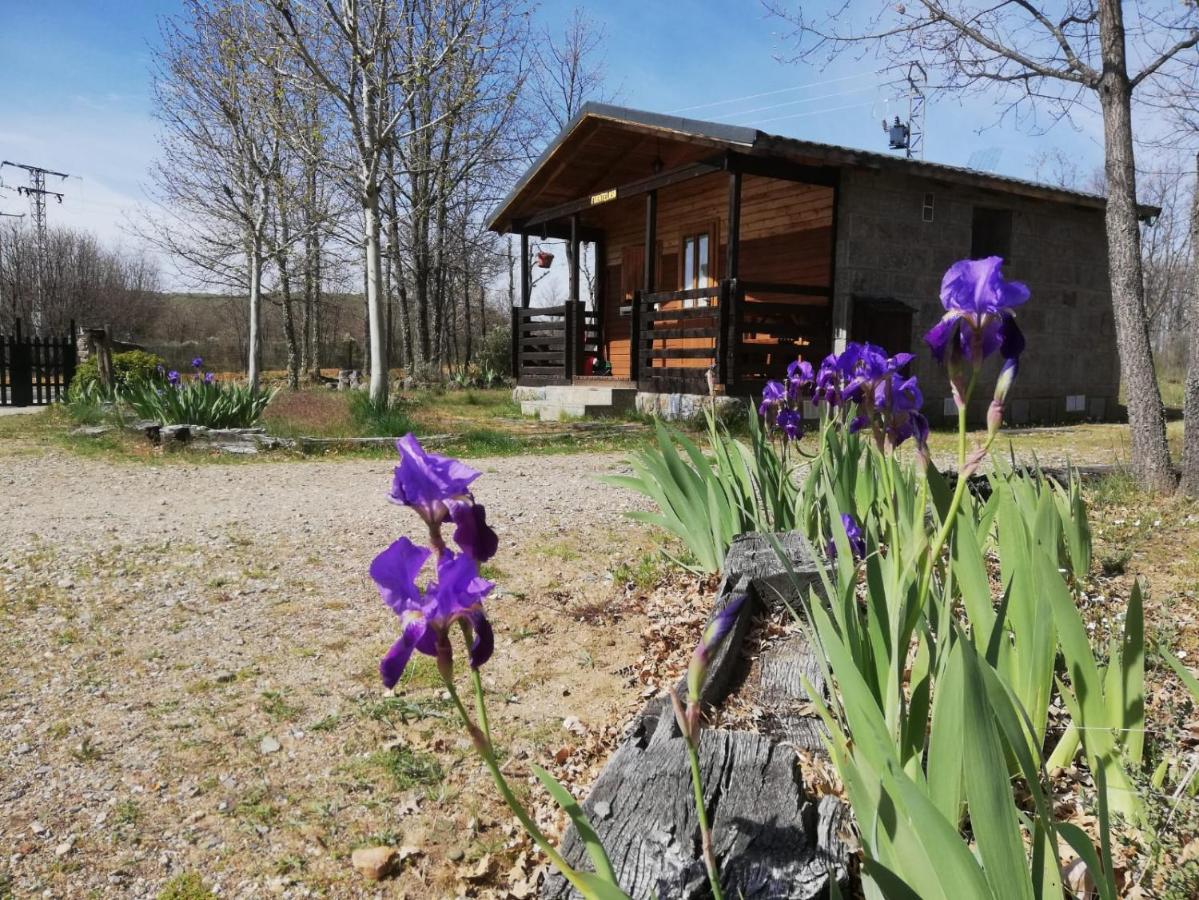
[0,448,658,898]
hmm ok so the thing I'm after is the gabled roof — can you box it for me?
[488,102,1150,233]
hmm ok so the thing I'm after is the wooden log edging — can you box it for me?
[543,532,849,899]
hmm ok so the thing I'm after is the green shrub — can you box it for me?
[348,391,414,436]
[125,375,274,428]
[70,349,165,399]
[475,324,511,379]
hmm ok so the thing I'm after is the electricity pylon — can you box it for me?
[1,161,69,334]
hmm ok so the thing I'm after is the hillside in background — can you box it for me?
[125,291,368,373]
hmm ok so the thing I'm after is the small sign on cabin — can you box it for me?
[590,188,617,206]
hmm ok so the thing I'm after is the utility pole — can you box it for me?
[904,62,926,160]
[1,161,69,334]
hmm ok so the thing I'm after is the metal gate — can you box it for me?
[0,320,77,406]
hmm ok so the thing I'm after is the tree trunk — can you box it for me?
[278,247,300,391]
[1178,152,1199,497]
[363,187,388,405]
[247,239,263,392]
[1097,0,1175,492]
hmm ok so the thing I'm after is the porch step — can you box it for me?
[517,385,638,421]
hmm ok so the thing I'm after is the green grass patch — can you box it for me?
[367,745,444,791]
[259,690,303,722]
[158,872,217,900]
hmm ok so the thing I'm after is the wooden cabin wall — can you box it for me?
[587,174,834,378]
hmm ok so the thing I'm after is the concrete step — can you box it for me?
[518,384,638,421]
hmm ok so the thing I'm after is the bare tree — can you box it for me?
[1180,153,1199,496]
[528,6,611,135]
[144,0,286,390]
[0,221,159,335]
[261,0,480,404]
[767,0,1199,491]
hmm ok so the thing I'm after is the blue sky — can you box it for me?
[0,0,1108,263]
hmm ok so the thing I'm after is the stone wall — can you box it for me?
[831,168,1119,424]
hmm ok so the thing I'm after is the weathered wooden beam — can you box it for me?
[542,532,846,900]
[521,159,723,229]
[725,151,839,187]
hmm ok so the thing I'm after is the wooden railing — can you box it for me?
[632,279,832,396]
[729,281,833,393]
[510,300,597,384]
[1,319,77,407]
[633,283,725,395]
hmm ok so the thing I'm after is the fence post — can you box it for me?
[63,332,77,400]
[10,332,31,407]
[563,302,576,382]
[717,279,731,389]
[510,305,520,381]
[630,291,642,385]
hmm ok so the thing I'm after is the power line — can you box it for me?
[1,161,70,335]
[707,81,887,122]
[739,98,880,128]
[667,71,881,115]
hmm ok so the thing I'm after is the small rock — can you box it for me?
[447,847,465,862]
[351,845,399,881]
[30,821,46,835]
[54,837,75,857]
[259,736,281,754]
[214,671,236,684]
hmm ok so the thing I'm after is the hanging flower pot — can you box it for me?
[534,250,554,269]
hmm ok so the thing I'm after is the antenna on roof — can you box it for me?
[967,148,1003,173]
[879,62,925,159]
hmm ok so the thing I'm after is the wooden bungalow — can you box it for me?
[489,104,1136,423]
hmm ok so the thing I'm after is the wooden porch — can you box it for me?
[494,106,840,397]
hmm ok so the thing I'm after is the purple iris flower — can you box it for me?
[924,257,1028,367]
[826,513,866,563]
[191,356,204,369]
[167,370,181,385]
[786,358,815,403]
[776,408,803,441]
[449,502,499,563]
[758,380,785,416]
[813,354,844,407]
[390,434,480,519]
[371,538,495,687]
[203,372,216,384]
[389,433,498,562]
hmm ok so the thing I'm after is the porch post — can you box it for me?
[595,236,607,358]
[726,170,741,280]
[643,191,657,292]
[569,214,580,301]
[519,231,531,308]
[630,290,642,384]
[510,304,520,379]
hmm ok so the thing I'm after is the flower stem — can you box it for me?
[440,672,601,899]
[683,731,724,900]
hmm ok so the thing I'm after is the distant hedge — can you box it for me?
[72,349,165,397]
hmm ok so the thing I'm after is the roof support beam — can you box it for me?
[520,158,723,229]
[724,151,839,187]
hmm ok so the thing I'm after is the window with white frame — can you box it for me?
[681,230,712,308]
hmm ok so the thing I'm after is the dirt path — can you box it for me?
[0,449,666,898]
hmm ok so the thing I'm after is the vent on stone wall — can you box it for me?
[1066,394,1087,413]
[922,192,935,222]
[943,396,957,417]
